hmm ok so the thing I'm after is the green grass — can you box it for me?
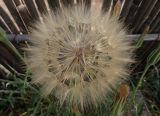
[0,74,115,115]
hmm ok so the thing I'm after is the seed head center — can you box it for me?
[75,47,83,58]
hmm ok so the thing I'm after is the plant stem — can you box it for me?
[133,65,150,100]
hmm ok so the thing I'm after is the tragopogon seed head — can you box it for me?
[27,5,134,109]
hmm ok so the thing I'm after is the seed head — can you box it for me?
[27,5,134,109]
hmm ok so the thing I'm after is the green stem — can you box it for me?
[133,65,150,100]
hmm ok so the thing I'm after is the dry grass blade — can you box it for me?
[112,0,122,16]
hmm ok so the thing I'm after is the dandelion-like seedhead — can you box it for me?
[27,5,133,109]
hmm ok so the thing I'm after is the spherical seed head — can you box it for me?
[27,6,134,109]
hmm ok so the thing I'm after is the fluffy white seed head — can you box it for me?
[27,5,134,109]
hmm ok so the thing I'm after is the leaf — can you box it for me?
[112,0,122,16]
[135,26,150,48]
[0,27,7,39]
[0,27,23,61]
[147,44,160,66]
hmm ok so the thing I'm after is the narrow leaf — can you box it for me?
[135,26,150,48]
[0,27,23,61]
[147,44,160,66]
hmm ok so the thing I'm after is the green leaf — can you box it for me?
[147,44,160,66]
[135,26,149,48]
[0,27,23,61]
[0,27,7,39]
